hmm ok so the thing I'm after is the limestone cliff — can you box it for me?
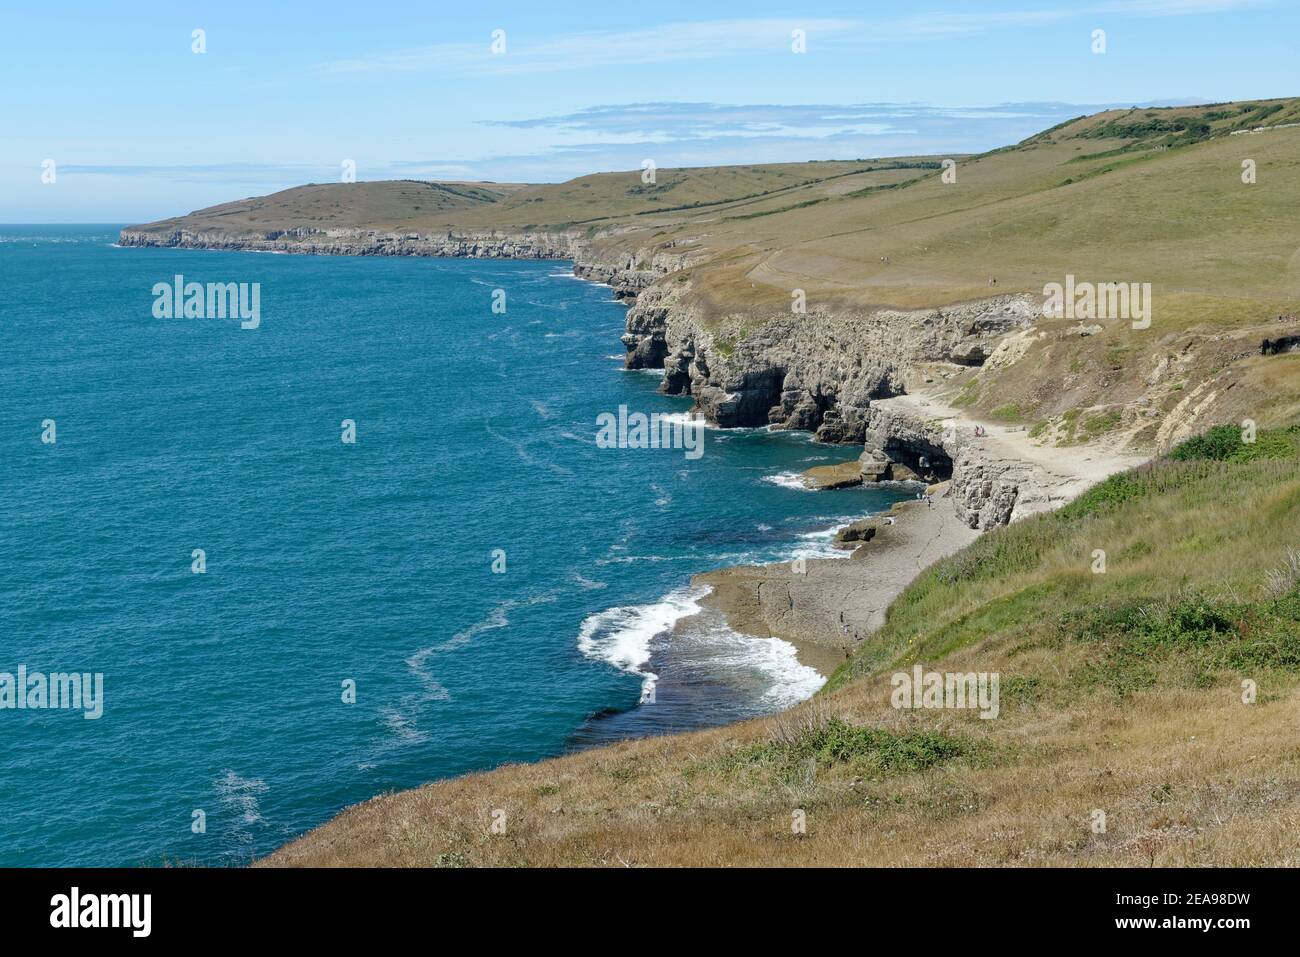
[116,222,1128,531]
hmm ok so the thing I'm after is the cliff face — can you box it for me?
[119,226,666,304]
[117,222,1110,530]
[624,284,1050,527]
[118,225,702,304]
[119,225,582,259]
[637,293,1036,439]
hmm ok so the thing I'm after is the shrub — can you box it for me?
[1059,470,1148,519]
[1168,424,1244,461]
[1168,425,1297,463]
[724,714,971,777]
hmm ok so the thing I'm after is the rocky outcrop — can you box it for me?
[119,225,582,259]
[800,461,865,490]
[641,296,1036,442]
[122,221,1078,533]
[624,289,1093,529]
[852,396,1119,530]
[117,225,682,304]
[832,518,878,547]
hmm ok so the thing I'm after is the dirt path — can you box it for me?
[873,388,1150,520]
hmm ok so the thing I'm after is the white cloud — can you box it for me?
[318,2,1265,76]
[320,18,856,76]
[1097,0,1265,13]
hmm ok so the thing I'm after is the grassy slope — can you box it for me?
[131,99,1300,304]
[266,425,1300,867]
[127,160,912,234]
[130,98,1300,442]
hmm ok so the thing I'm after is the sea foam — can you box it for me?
[577,586,706,699]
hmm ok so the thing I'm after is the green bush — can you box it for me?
[724,717,971,777]
[1058,470,1149,519]
[1168,425,1297,463]
[1168,424,1244,461]
[1060,586,1300,694]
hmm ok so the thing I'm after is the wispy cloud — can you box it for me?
[483,100,1189,142]
[318,2,1267,76]
[393,99,1202,181]
[319,18,855,76]
[1098,0,1266,13]
[67,98,1205,189]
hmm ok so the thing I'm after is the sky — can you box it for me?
[2,0,1296,222]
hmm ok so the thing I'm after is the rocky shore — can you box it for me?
[691,488,980,671]
[121,222,1148,667]
[122,223,1116,532]
[117,225,684,303]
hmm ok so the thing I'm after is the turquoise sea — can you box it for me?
[0,225,915,866]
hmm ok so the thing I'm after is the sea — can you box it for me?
[0,225,916,865]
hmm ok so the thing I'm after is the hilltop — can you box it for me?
[125,97,1300,451]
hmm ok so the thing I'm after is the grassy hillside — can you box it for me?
[127,159,913,234]
[129,98,1300,445]
[266,424,1300,867]
[132,97,1300,311]
[149,180,529,233]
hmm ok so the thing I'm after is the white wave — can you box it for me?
[650,482,672,508]
[595,554,694,565]
[788,525,851,561]
[404,646,453,702]
[378,708,430,744]
[214,770,269,829]
[577,586,706,699]
[441,591,558,652]
[656,411,714,432]
[761,470,812,491]
[687,627,825,708]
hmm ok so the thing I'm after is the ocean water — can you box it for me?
[0,225,916,866]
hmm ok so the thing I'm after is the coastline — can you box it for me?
[690,490,980,677]
[688,401,1148,679]
[117,224,1150,676]
[117,228,1152,863]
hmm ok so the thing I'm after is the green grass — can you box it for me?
[1167,423,1300,463]
[827,425,1300,692]
[1062,586,1300,695]
[721,716,974,780]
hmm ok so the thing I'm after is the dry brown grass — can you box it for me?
[265,437,1300,868]
[262,651,1300,868]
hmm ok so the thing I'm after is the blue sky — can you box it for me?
[2,0,1295,221]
